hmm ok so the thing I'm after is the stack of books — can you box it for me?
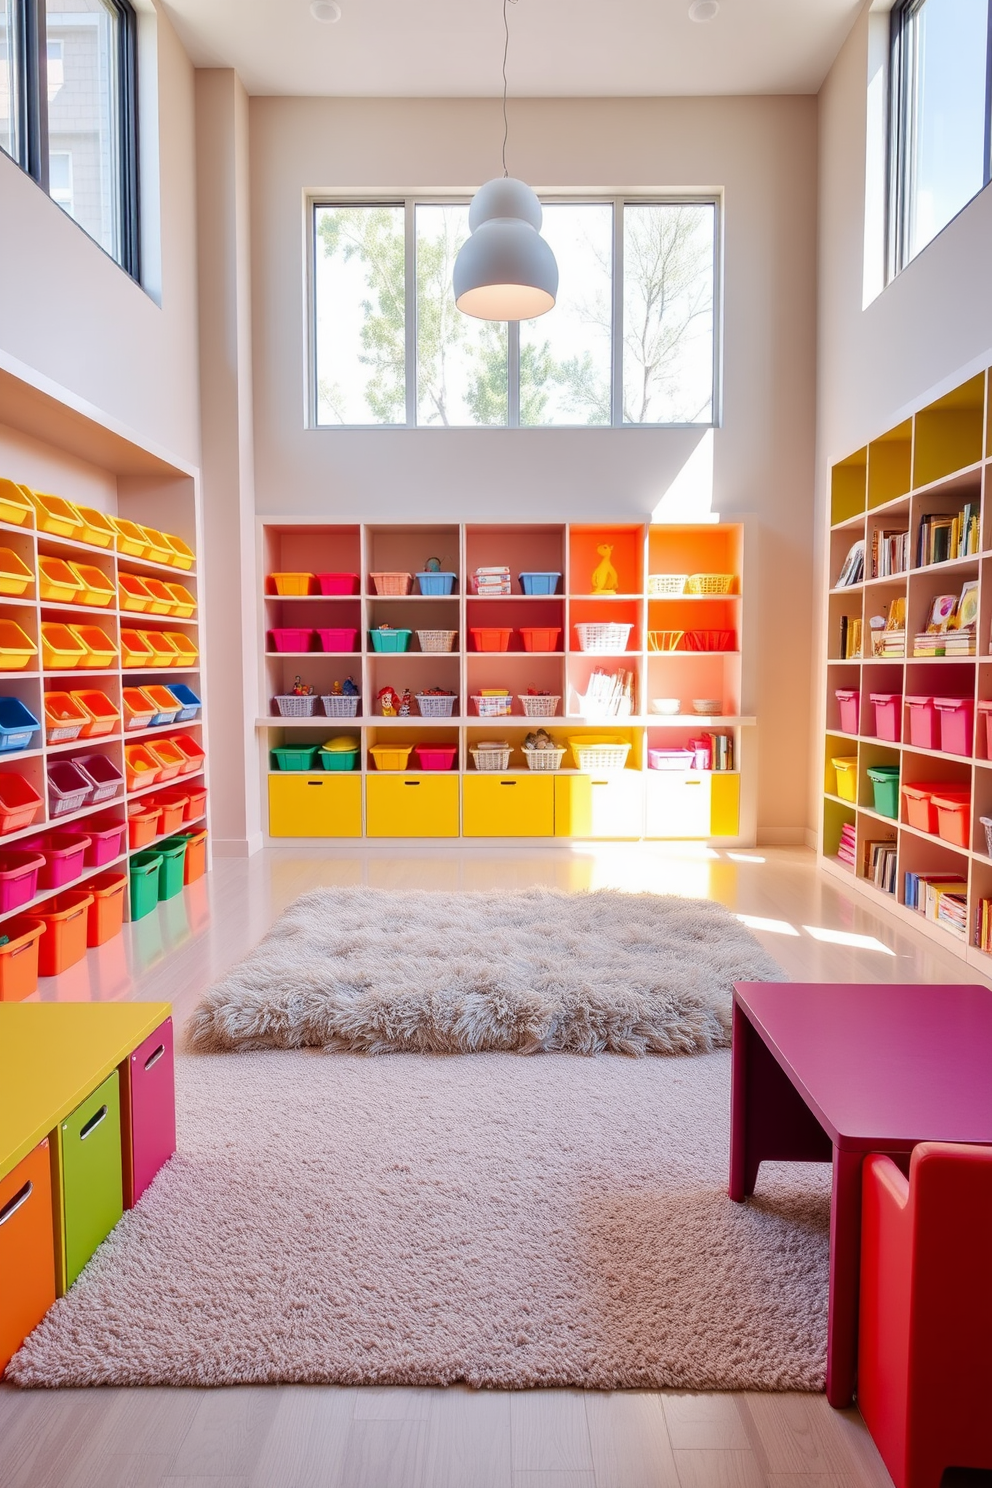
[702,732,734,771]
[873,628,906,658]
[904,871,968,937]
[943,629,977,656]
[934,890,968,937]
[870,528,909,578]
[837,822,857,867]
[863,839,897,894]
[472,566,512,595]
[975,899,992,954]
[839,615,862,658]
[916,505,980,567]
[912,633,948,657]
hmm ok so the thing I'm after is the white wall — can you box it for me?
[247,95,819,840]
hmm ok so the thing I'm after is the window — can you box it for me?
[890,0,992,273]
[0,0,138,276]
[312,197,718,429]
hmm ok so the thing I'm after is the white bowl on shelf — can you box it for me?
[692,698,723,715]
[651,698,681,715]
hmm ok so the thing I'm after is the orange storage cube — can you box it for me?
[122,687,156,729]
[932,791,972,848]
[69,689,120,738]
[162,582,196,618]
[0,619,38,671]
[69,563,115,608]
[179,828,207,883]
[0,1139,57,1371]
[127,802,159,848]
[110,518,153,558]
[73,506,116,548]
[138,527,173,565]
[69,624,117,670]
[179,783,207,821]
[139,631,180,667]
[124,744,161,791]
[118,574,154,612]
[141,685,181,723]
[83,871,127,947]
[171,732,205,776]
[0,772,44,834]
[40,622,87,671]
[120,629,154,668]
[162,631,197,667]
[0,916,46,1001]
[162,533,195,570]
[148,792,187,835]
[34,890,93,975]
[145,739,185,783]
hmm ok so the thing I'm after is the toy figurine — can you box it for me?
[591,542,619,594]
[342,676,359,695]
[376,685,400,716]
[331,679,343,695]
[399,688,412,717]
[291,675,315,696]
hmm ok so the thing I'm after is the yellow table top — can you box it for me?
[0,1003,172,1179]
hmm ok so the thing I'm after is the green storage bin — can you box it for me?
[867,764,900,819]
[369,628,412,653]
[157,838,187,900]
[59,1069,123,1289]
[319,749,359,772]
[129,851,162,919]
[271,746,320,771]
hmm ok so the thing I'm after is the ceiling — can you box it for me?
[160,0,864,98]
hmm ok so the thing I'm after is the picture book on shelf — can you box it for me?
[836,539,865,588]
[915,505,980,567]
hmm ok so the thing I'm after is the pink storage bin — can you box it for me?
[869,692,902,742]
[978,700,992,759]
[75,753,124,804]
[933,697,974,757]
[316,627,358,653]
[835,688,860,735]
[905,696,938,751]
[83,815,127,867]
[25,832,92,890]
[316,572,359,595]
[268,628,314,653]
[413,744,458,771]
[0,850,45,912]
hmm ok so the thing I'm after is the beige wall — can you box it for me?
[247,95,819,841]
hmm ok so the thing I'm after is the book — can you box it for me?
[836,539,865,587]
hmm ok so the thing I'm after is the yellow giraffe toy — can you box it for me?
[591,542,619,594]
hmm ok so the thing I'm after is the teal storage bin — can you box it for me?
[59,1069,123,1288]
[271,746,319,771]
[867,764,900,819]
[129,851,162,919]
[157,839,187,900]
[319,748,359,772]
[369,629,412,653]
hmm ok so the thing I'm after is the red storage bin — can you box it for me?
[127,803,160,849]
[933,697,974,757]
[0,1139,57,1369]
[0,851,45,912]
[869,692,902,743]
[316,572,359,595]
[83,815,127,867]
[178,783,207,822]
[905,696,939,750]
[70,689,120,738]
[83,871,127,948]
[34,890,93,976]
[902,783,969,836]
[470,628,512,652]
[121,1017,176,1208]
[316,627,358,652]
[0,772,44,835]
[834,688,860,735]
[932,791,971,847]
[147,794,187,835]
[413,744,458,771]
[0,916,45,1001]
[520,627,562,653]
[171,733,205,776]
[25,832,92,890]
[268,628,314,653]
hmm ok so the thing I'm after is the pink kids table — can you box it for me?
[730,981,992,1408]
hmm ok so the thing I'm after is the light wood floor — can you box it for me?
[3,843,987,1488]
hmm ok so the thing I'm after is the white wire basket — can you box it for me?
[647,574,688,596]
[274,694,318,716]
[522,746,567,771]
[416,693,458,717]
[518,694,560,717]
[470,745,512,771]
[472,694,513,717]
[321,694,361,717]
[416,629,457,652]
[574,622,632,652]
[569,739,632,770]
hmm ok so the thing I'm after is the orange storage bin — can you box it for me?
[69,689,120,738]
[124,744,161,791]
[127,802,160,848]
[0,1139,56,1373]
[37,556,83,604]
[0,619,37,671]
[163,631,198,667]
[145,739,185,782]
[0,772,44,834]
[0,547,34,598]
[137,527,173,566]
[470,628,513,652]
[161,782,205,822]
[162,582,196,618]
[139,578,175,615]
[171,733,205,776]
[70,624,117,670]
[179,828,207,883]
[162,533,195,570]
[118,574,155,612]
[0,916,46,1001]
[40,622,87,670]
[44,691,87,742]
[139,631,180,667]
[28,491,83,539]
[902,782,969,836]
[0,478,34,527]
[110,517,153,558]
[83,871,127,947]
[122,687,156,729]
[120,629,154,668]
[34,890,93,976]
[932,791,972,848]
[148,792,188,834]
[73,505,116,548]
[69,563,115,608]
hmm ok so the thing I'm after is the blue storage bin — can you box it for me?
[166,682,202,722]
[519,571,562,595]
[0,696,41,753]
[415,571,456,596]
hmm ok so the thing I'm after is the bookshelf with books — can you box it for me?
[821,366,992,969]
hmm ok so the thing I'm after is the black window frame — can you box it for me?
[1,0,139,279]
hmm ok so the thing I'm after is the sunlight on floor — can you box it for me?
[802,925,896,955]
[736,914,801,936]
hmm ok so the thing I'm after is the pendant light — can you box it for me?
[453,0,558,321]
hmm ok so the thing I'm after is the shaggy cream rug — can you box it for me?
[185,887,784,1056]
[6,1050,829,1390]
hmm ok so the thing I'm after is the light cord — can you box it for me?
[501,0,518,177]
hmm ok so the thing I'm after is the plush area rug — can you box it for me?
[185,887,784,1056]
[7,1050,829,1390]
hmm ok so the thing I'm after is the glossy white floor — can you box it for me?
[3,843,987,1488]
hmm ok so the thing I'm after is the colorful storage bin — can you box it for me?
[901,783,969,836]
[35,890,93,976]
[140,631,181,667]
[29,492,83,539]
[519,572,562,595]
[118,574,155,612]
[932,791,971,847]
[166,683,201,722]
[0,479,34,526]
[369,743,413,771]
[369,572,412,595]
[831,756,858,802]
[271,746,319,771]
[139,578,176,615]
[0,548,34,597]
[127,804,159,849]
[648,748,695,770]
[470,628,512,652]
[414,744,458,771]
[165,632,198,667]
[44,692,86,742]
[0,697,40,753]
[867,764,900,819]
[869,693,902,743]
[0,773,44,833]
[140,685,181,726]
[0,917,46,1001]
[145,740,185,782]
[147,792,188,835]
[84,872,127,947]
[0,851,45,911]
[0,620,37,671]
[120,631,155,668]
[129,853,162,919]
[520,627,561,653]
[318,748,359,771]
[70,690,119,739]
[176,828,207,883]
[171,733,205,775]
[122,688,156,730]
[934,698,974,757]
[835,689,860,735]
[574,622,632,652]
[268,572,314,595]
[162,533,195,570]
[268,627,314,653]
[369,628,412,653]
[905,696,939,751]
[73,506,116,549]
[316,572,359,595]
[47,759,95,816]
[83,816,127,867]
[162,582,196,618]
[135,527,172,565]
[69,564,115,608]
[71,624,117,670]
[415,571,456,596]
[37,557,84,603]
[156,839,187,900]
[75,754,124,803]
[316,628,359,652]
[40,622,87,670]
[0,1141,56,1368]
[124,744,161,791]
[26,832,91,890]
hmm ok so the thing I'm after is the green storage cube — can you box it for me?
[157,838,187,900]
[319,749,359,772]
[59,1069,123,1289]
[369,629,412,653]
[130,851,162,919]
[271,746,319,771]
[867,764,900,819]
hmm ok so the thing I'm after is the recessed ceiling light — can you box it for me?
[689,0,719,19]
[311,0,341,20]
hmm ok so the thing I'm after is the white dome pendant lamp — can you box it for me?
[453,0,558,321]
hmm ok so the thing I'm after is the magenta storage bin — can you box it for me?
[47,759,95,817]
[835,688,860,735]
[268,628,314,653]
[413,744,458,771]
[316,628,358,653]
[26,832,92,890]
[933,697,974,757]
[83,816,127,867]
[316,572,359,595]
[0,851,45,912]
[905,696,938,751]
[869,692,902,742]
[122,1017,176,1208]
[75,754,124,804]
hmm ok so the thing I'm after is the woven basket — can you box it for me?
[648,574,688,596]
[472,695,513,717]
[570,740,631,771]
[518,694,560,717]
[321,693,360,717]
[648,630,685,652]
[683,629,735,652]
[416,629,457,652]
[274,694,318,717]
[687,573,735,595]
[470,745,512,771]
[574,622,632,652]
[370,571,412,596]
[416,693,457,717]
[522,746,566,771]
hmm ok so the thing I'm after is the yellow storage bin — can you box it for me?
[38,556,84,604]
[139,630,181,667]
[0,479,34,527]
[163,631,198,667]
[69,563,115,608]
[140,579,175,615]
[40,622,87,671]
[73,505,117,548]
[137,527,173,566]
[463,773,554,837]
[0,618,38,670]
[162,582,196,618]
[268,773,362,837]
[366,773,459,838]
[831,756,858,802]
[369,743,413,771]
[69,624,117,670]
[118,573,154,612]
[0,547,34,597]
[110,518,152,558]
[120,629,155,668]
[162,533,195,571]
[28,491,84,539]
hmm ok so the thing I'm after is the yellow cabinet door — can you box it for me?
[645,771,712,838]
[710,772,741,837]
[268,773,362,837]
[556,773,643,838]
[463,774,554,837]
[366,773,459,837]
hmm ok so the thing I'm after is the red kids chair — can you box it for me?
[858,1142,992,1488]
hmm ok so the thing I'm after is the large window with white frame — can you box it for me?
[311,197,719,429]
[889,0,992,275]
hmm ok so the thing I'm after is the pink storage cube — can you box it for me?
[0,851,45,912]
[122,1017,176,1208]
[835,689,860,735]
[316,572,359,595]
[26,832,92,890]
[933,697,974,757]
[268,628,314,653]
[84,816,127,867]
[869,693,902,743]
[413,745,458,771]
[316,627,358,653]
[905,696,938,751]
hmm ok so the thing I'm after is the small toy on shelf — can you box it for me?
[591,542,619,594]
[342,676,359,695]
[330,680,343,695]
[377,686,401,717]
[399,689,412,717]
[291,676,315,696]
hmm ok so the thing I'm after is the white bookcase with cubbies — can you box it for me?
[257,519,755,844]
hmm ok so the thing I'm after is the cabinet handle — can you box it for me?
[0,1181,32,1227]
[591,779,608,787]
[499,780,516,787]
[403,781,421,787]
[79,1105,109,1140]
[143,1044,165,1072]
[306,781,324,787]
